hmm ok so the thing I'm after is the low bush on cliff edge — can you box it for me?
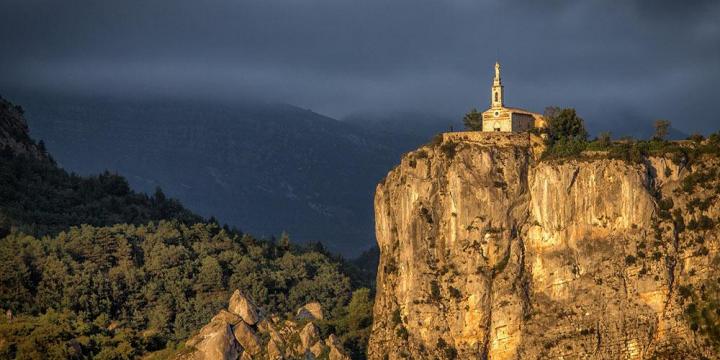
[541,107,589,159]
[539,110,720,163]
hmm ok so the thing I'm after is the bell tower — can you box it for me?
[491,61,504,108]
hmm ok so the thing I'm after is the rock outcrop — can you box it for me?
[229,290,261,325]
[296,302,324,321]
[0,97,46,160]
[368,132,720,359]
[179,290,351,360]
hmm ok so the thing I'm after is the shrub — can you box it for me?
[543,138,587,159]
[653,120,671,141]
[545,107,588,145]
[430,281,441,301]
[449,287,462,300]
[396,326,409,340]
[625,255,637,265]
[678,285,693,299]
[391,309,402,325]
[688,133,705,143]
[462,108,483,131]
[597,132,612,148]
[440,142,458,158]
[608,142,646,163]
[659,198,674,211]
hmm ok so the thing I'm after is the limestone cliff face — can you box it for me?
[368,132,719,359]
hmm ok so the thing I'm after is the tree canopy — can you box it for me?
[544,107,588,146]
[462,108,483,131]
[0,150,201,238]
[654,119,671,141]
[0,222,358,358]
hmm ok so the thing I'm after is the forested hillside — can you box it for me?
[16,93,409,255]
[0,96,373,359]
[0,96,201,238]
[0,222,364,358]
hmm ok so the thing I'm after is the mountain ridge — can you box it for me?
[13,93,411,255]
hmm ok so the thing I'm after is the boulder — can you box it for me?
[296,302,324,321]
[267,338,284,360]
[258,319,284,347]
[185,320,239,360]
[228,289,260,325]
[211,310,243,326]
[232,321,262,355]
[178,291,353,360]
[299,322,321,350]
[326,335,351,360]
[310,340,327,358]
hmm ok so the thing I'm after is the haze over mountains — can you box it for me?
[16,93,432,256]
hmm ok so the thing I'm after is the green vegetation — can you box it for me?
[0,150,201,238]
[0,97,376,359]
[0,309,149,359]
[625,255,637,266]
[681,168,717,193]
[541,107,589,159]
[539,111,720,163]
[440,141,458,158]
[682,275,720,351]
[318,288,375,360]
[0,222,356,358]
[430,281,442,302]
[462,108,483,131]
[436,338,457,360]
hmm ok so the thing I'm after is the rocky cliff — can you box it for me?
[368,132,720,359]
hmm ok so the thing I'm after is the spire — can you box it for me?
[491,61,504,108]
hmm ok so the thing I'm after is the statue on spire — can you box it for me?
[491,61,504,108]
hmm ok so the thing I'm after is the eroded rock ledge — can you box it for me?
[368,133,719,359]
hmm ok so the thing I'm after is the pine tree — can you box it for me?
[462,108,483,131]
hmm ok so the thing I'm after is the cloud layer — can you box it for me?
[2,0,719,133]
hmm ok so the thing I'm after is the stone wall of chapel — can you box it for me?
[511,113,535,132]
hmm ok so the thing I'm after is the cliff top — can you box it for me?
[428,130,719,166]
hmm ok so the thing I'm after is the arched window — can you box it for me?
[494,92,498,102]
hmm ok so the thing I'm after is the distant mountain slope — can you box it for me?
[343,111,462,144]
[0,95,202,237]
[0,95,373,360]
[17,94,405,255]
[0,96,46,160]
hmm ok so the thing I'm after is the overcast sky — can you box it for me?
[1,0,719,134]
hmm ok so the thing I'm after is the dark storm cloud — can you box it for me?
[1,0,718,133]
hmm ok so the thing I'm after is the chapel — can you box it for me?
[481,62,546,132]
